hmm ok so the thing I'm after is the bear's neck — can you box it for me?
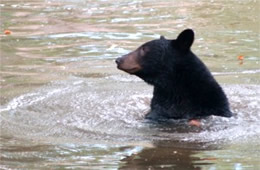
[151,72,186,103]
[148,84,186,119]
[136,69,181,93]
[153,81,182,100]
[150,74,178,90]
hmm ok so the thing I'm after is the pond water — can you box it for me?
[0,0,259,169]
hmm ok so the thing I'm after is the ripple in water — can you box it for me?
[0,76,259,146]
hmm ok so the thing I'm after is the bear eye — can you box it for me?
[140,46,147,56]
[141,46,149,52]
[139,45,150,56]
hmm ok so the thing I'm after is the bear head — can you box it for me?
[115,29,195,86]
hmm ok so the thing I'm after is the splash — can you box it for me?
[1,76,259,145]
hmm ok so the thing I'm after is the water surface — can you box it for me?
[0,0,259,169]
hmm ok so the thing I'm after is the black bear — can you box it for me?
[116,29,233,122]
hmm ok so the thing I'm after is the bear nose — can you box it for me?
[115,57,122,65]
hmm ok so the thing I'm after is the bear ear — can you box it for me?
[175,29,194,51]
[160,35,166,40]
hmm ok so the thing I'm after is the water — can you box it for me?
[0,0,259,169]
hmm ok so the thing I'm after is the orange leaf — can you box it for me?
[4,30,12,35]
[237,55,244,60]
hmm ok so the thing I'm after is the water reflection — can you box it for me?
[120,142,211,170]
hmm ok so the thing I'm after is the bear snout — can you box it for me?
[115,57,123,65]
[115,54,141,74]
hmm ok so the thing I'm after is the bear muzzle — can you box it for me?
[115,53,141,74]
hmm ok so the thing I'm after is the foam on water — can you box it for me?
[0,76,259,146]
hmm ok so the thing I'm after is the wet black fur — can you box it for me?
[134,29,233,120]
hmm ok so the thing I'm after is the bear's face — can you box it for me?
[116,37,168,75]
[116,29,194,83]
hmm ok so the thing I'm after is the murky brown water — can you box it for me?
[0,0,259,169]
